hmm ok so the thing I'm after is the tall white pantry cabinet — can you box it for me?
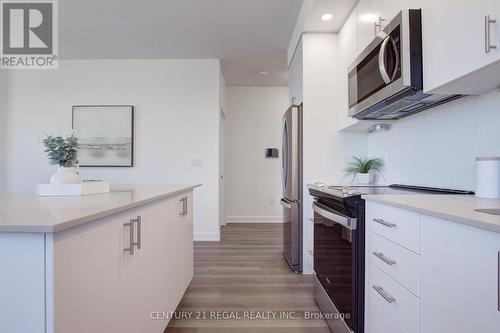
[0,190,194,333]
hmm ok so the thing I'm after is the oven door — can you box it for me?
[348,12,403,117]
[313,201,357,330]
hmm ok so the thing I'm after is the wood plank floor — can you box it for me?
[165,223,330,333]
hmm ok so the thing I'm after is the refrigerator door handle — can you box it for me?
[281,122,287,193]
[280,199,292,209]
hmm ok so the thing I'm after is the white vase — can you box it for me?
[356,173,374,185]
[50,167,81,184]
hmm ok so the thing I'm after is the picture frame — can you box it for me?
[72,105,134,167]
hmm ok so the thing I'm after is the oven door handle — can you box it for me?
[313,203,357,230]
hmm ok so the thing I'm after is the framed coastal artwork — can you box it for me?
[72,105,134,167]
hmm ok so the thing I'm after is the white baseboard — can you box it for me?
[194,232,220,242]
[225,216,284,224]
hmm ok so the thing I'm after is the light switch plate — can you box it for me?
[191,159,203,168]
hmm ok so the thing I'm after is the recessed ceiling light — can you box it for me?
[258,71,268,76]
[321,13,333,21]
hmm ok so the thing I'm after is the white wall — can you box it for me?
[3,59,222,240]
[0,72,7,193]
[224,86,290,223]
[301,34,366,273]
[367,91,500,190]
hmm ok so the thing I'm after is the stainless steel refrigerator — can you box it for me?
[281,104,302,272]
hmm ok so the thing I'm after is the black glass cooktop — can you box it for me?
[309,183,474,200]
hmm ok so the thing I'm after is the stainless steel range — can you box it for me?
[309,183,474,333]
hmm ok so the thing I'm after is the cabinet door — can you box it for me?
[180,192,194,291]
[289,39,303,105]
[420,215,500,332]
[0,234,46,333]
[357,0,382,52]
[422,0,500,93]
[338,8,359,130]
[162,195,183,315]
[125,202,165,333]
[52,212,129,333]
[380,0,421,26]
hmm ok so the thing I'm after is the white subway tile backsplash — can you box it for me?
[368,91,500,190]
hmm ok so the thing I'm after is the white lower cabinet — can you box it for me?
[366,262,419,333]
[367,231,420,296]
[365,290,410,333]
[419,215,500,333]
[365,201,500,333]
[47,191,194,333]
[180,193,194,290]
[0,234,46,333]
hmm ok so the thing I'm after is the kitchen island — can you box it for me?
[0,184,199,333]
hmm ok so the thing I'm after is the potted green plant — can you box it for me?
[43,134,81,184]
[344,156,384,184]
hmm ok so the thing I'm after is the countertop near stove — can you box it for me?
[362,194,500,234]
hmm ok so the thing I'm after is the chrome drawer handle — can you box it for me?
[132,216,141,250]
[373,218,397,228]
[123,219,134,255]
[485,15,497,53]
[373,285,396,303]
[373,252,396,266]
[179,197,188,217]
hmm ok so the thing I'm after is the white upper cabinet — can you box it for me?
[338,8,359,131]
[341,8,359,67]
[380,0,421,26]
[422,0,500,94]
[357,0,382,52]
[288,39,303,105]
[357,0,422,53]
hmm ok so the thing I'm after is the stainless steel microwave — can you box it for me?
[348,9,461,120]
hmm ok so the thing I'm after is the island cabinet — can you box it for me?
[365,200,500,333]
[0,188,194,333]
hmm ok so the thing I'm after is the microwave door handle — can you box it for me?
[378,35,399,83]
[390,37,400,81]
[313,203,356,230]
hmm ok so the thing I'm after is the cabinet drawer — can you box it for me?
[366,201,420,253]
[367,231,420,296]
[366,262,419,333]
[365,289,410,333]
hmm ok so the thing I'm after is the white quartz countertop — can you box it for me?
[362,194,500,234]
[0,184,200,233]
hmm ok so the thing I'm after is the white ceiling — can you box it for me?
[59,0,303,86]
[304,0,358,32]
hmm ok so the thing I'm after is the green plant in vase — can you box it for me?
[43,134,81,184]
[344,156,384,184]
